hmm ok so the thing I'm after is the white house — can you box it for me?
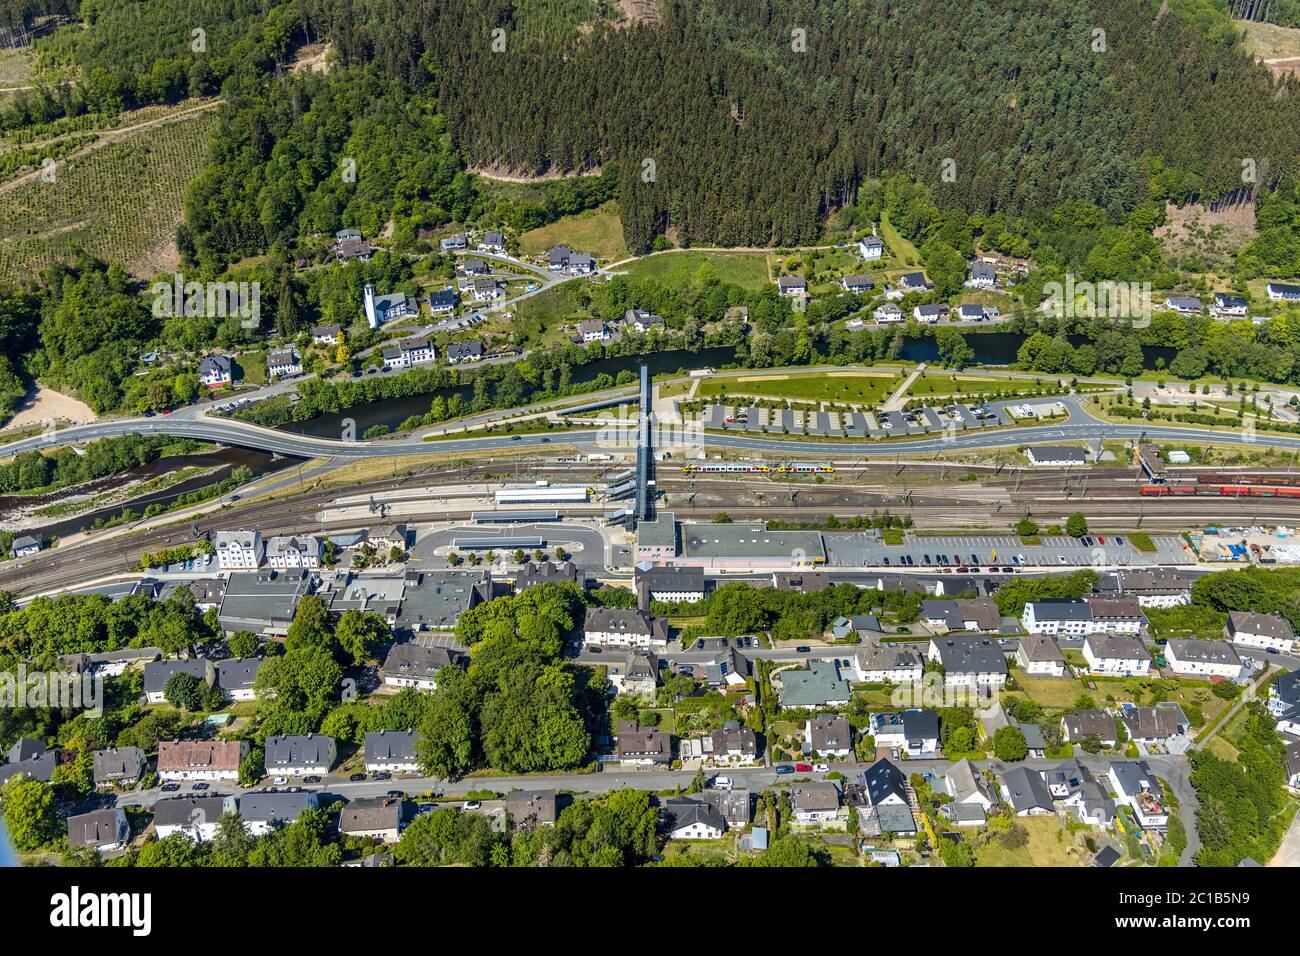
[1108,761,1168,830]
[870,710,939,756]
[381,338,437,370]
[664,798,726,840]
[264,734,336,777]
[806,715,853,759]
[364,731,420,774]
[965,260,997,289]
[944,758,995,822]
[381,644,466,692]
[363,284,414,329]
[583,607,669,649]
[67,808,131,853]
[214,530,263,570]
[1165,638,1244,680]
[841,274,874,293]
[1022,597,1144,637]
[1017,634,1067,677]
[1213,293,1249,318]
[635,566,707,604]
[873,303,903,323]
[777,275,807,298]
[858,236,884,260]
[1286,741,1300,794]
[266,348,302,378]
[1000,766,1055,816]
[1226,610,1295,654]
[850,643,923,684]
[578,319,608,343]
[240,790,319,837]
[791,782,842,825]
[1082,633,1152,676]
[478,231,506,254]
[153,796,233,842]
[156,740,247,782]
[1266,282,1300,302]
[265,535,322,570]
[9,535,43,558]
[927,637,1008,689]
[199,354,233,389]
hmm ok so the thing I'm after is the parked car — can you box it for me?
[795,763,813,772]
[795,646,811,653]
[191,782,210,791]
[813,763,830,773]
[464,800,482,810]
[160,783,181,792]
[303,775,321,784]
[349,773,367,782]
[272,776,288,786]
[372,771,392,781]
[775,765,795,775]
[712,776,733,791]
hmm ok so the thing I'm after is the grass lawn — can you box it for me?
[510,282,591,344]
[618,250,773,291]
[879,212,921,267]
[974,816,1091,866]
[1128,532,1157,553]
[906,373,1043,398]
[1006,669,1088,710]
[660,838,735,863]
[882,528,905,545]
[518,201,629,261]
[657,379,696,400]
[696,370,900,405]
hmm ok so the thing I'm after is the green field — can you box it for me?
[905,374,1037,398]
[617,250,773,290]
[519,200,628,261]
[697,369,901,404]
[879,211,921,267]
[973,816,1091,867]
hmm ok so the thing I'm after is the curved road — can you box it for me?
[5,407,1300,462]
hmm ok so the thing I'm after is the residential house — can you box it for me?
[93,747,145,788]
[913,303,949,323]
[156,739,247,782]
[547,245,596,274]
[461,257,490,276]
[1026,445,1088,466]
[0,739,57,785]
[614,720,672,767]
[1269,672,1300,736]
[266,348,302,378]
[704,789,753,827]
[623,308,665,333]
[777,275,807,298]
[428,288,458,314]
[873,303,903,323]
[1061,710,1119,747]
[439,233,468,253]
[897,271,929,292]
[702,721,758,766]
[664,797,727,840]
[479,231,506,253]
[1120,703,1190,746]
[1001,766,1056,816]
[199,355,233,389]
[364,730,420,774]
[858,235,884,260]
[850,642,923,684]
[606,650,659,699]
[583,607,669,649]
[381,337,437,370]
[790,781,842,825]
[956,303,988,322]
[1226,610,1295,653]
[870,710,940,756]
[380,644,468,692]
[1213,293,1249,318]
[446,340,484,364]
[578,319,608,343]
[1017,634,1067,677]
[806,714,853,759]
[340,796,408,842]
[469,277,502,302]
[240,789,319,837]
[264,734,336,777]
[514,560,580,591]
[143,659,215,704]
[1267,281,1300,302]
[966,260,997,289]
[312,324,342,346]
[1023,597,1145,637]
[635,565,707,605]
[863,758,915,834]
[1082,633,1152,676]
[215,657,261,701]
[1093,568,1195,608]
[927,636,1009,689]
[1108,761,1169,830]
[1286,741,1300,793]
[335,228,373,262]
[942,758,994,827]
[778,660,851,709]
[841,274,874,293]
[67,808,130,853]
[921,598,1001,633]
[505,790,559,828]
[1164,295,1203,316]
[214,530,264,571]
[263,535,322,571]
[1166,638,1245,680]
[153,796,235,842]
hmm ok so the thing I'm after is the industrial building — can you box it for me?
[676,522,826,569]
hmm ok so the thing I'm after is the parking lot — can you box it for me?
[697,396,1042,440]
[823,532,1190,569]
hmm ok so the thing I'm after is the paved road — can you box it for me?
[7,406,1300,462]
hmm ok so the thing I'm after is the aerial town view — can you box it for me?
[0,0,1296,931]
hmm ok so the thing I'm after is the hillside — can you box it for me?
[0,102,218,281]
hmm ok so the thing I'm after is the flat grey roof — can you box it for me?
[681,523,825,562]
